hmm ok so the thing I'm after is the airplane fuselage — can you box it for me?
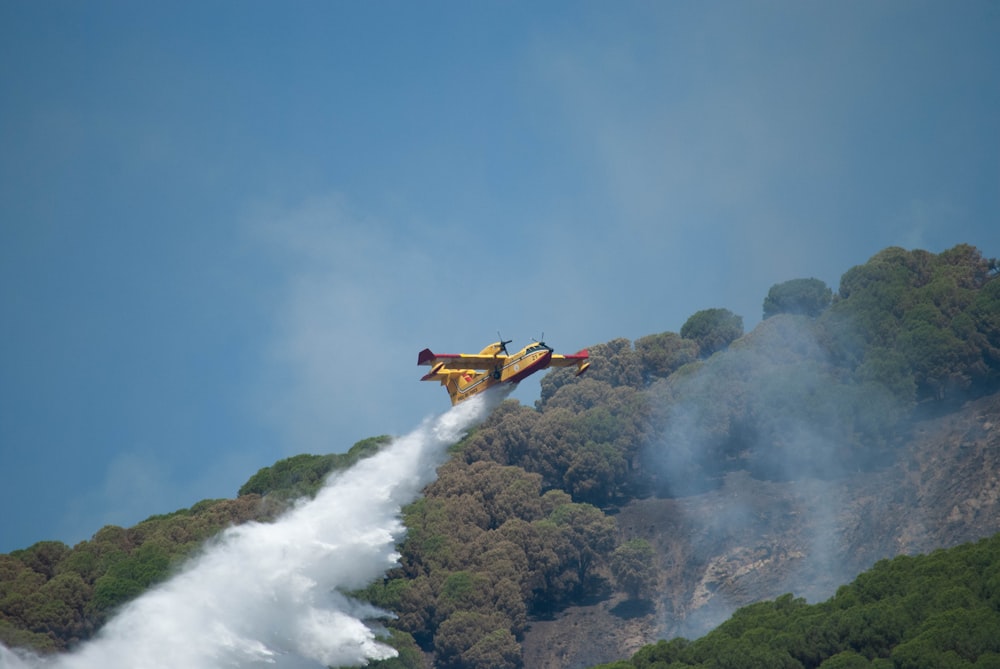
[450,343,553,403]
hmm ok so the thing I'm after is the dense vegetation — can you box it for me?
[238,435,393,504]
[2,244,998,666]
[0,497,264,652]
[593,532,1000,669]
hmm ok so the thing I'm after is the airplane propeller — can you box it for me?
[497,331,512,355]
[531,332,555,352]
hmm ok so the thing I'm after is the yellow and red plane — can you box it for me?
[418,338,590,405]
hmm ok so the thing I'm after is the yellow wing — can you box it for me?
[417,348,505,372]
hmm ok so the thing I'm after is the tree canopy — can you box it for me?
[763,278,833,319]
[680,308,745,358]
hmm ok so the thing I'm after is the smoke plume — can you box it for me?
[1,390,506,669]
[645,315,889,637]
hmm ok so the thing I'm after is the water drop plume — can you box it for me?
[0,389,507,669]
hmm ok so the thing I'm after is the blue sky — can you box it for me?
[1,1,998,553]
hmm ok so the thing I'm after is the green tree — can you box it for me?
[394,575,436,646]
[820,244,999,403]
[763,278,833,319]
[520,408,587,492]
[34,571,90,643]
[459,401,541,466]
[681,308,744,358]
[88,542,171,615]
[819,650,877,668]
[434,611,518,669]
[539,339,643,407]
[563,442,622,506]
[610,539,658,600]
[239,435,391,499]
[461,628,522,669]
[970,278,1000,384]
[548,503,616,591]
[634,331,699,383]
[11,542,70,579]
[436,571,493,621]
[426,461,544,530]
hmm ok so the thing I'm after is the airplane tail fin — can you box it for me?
[567,349,590,376]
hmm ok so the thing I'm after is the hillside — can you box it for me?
[596,530,1000,669]
[521,390,1000,667]
[2,243,999,667]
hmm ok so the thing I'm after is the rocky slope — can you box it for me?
[520,391,1000,668]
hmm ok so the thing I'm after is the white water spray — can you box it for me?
[1,391,506,669]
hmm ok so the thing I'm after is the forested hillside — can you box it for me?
[594,532,1000,669]
[2,244,999,668]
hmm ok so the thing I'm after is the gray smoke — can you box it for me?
[647,315,893,637]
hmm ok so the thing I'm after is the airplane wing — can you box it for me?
[548,349,589,366]
[417,348,504,371]
[548,349,591,376]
